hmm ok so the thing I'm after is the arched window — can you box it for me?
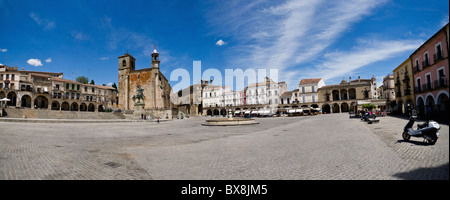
[122,60,126,67]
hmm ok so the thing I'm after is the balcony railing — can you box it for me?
[434,53,443,64]
[413,64,420,73]
[434,79,448,89]
[422,59,430,69]
[415,86,422,93]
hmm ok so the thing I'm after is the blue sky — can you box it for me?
[0,0,448,91]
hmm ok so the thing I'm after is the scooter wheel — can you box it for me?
[402,131,411,141]
[426,134,437,145]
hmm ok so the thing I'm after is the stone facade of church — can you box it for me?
[117,48,172,118]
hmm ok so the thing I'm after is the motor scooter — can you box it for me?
[402,112,440,145]
[361,112,376,121]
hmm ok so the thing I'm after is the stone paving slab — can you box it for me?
[0,114,448,180]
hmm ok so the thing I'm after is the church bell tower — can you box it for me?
[151,45,160,69]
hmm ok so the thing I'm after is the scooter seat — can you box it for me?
[417,123,428,129]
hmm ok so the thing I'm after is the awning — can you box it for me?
[288,109,296,113]
[257,110,263,114]
[251,110,258,114]
[244,110,251,114]
[234,111,240,114]
[264,110,270,114]
[295,109,303,113]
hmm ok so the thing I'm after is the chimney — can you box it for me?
[358,76,360,83]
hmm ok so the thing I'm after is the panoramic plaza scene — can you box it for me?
[0,0,449,180]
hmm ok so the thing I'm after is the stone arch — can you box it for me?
[416,96,425,117]
[348,88,356,99]
[311,104,319,108]
[322,104,331,114]
[51,101,60,110]
[213,109,219,115]
[425,95,435,112]
[220,108,227,116]
[0,91,6,98]
[332,103,340,113]
[61,102,70,111]
[341,102,349,112]
[21,95,32,108]
[80,103,87,111]
[340,89,348,100]
[71,102,79,111]
[34,95,48,109]
[437,92,449,113]
[6,91,17,106]
[206,109,212,116]
[98,104,105,112]
[332,90,340,101]
[88,103,95,112]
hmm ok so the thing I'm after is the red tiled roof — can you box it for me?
[299,78,322,85]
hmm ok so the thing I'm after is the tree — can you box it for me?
[362,103,376,111]
[90,79,95,85]
[112,82,117,90]
[76,76,89,84]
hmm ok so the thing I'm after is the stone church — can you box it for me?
[117,47,172,118]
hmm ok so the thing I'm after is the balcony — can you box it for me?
[413,64,420,73]
[422,83,432,92]
[433,53,443,64]
[422,59,430,69]
[433,79,448,89]
[415,86,422,94]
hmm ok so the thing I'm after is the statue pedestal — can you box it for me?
[134,102,146,117]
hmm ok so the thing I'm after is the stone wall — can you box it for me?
[2,108,125,119]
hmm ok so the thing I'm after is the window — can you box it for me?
[85,87,88,92]
[6,74,9,80]
[302,87,305,93]
[312,95,316,102]
[311,86,315,92]
[72,84,75,90]
[426,73,432,90]
[417,78,421,92]
[11,74,14,80]
[66,83,69,89]
[302,96,306,103]
[77,85,80,90]
[0,83,2,89]
[92,88,95,93]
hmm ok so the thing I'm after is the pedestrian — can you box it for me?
[157,117,160,123]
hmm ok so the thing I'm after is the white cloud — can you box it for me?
[72,31,89,40]
[99,57,109,60]
[27,58,43,67]
[216,39,226,46]
[107,82,113,86]
[308,39,423,81]
[0,49,7,52]
[204,0,389,88]
[45,58,52,63]
[30,12,55,30]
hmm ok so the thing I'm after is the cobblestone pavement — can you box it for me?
[0,114,448,180]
